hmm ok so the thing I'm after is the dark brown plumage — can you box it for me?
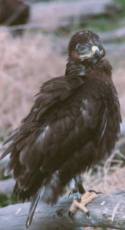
[0,0,30,35]
[1,30,121,226]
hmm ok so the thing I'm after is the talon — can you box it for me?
[69,190,98,216]
[88,189,102,195]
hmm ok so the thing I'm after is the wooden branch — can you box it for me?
[0,192,125,229]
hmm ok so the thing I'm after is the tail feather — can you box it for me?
[26,188,42,228]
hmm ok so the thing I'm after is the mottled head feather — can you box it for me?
[68,30,105,64]
[68,31,101,53]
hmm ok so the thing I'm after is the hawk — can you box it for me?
[1,30,121,227]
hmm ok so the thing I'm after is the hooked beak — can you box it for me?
[79,45,105,61]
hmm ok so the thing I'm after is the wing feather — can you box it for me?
[1,76,103,199]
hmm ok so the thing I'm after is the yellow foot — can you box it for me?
[69,191,98,216]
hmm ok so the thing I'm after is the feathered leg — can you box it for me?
[69,176,97,215]
[41,171,63,204]
[68,175,85,197]
[74,175,85,194]
[58,144,98,216]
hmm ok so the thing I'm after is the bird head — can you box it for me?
[68,30,105,65]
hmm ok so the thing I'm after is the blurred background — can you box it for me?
[0,0,125,229]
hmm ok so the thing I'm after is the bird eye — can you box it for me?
[75,44,90,54]
[75,44,81,51]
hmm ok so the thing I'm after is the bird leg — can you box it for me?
[69,175,85,196]
[42,171,63,204]
[69,190,98,216]
[74,175,85,194]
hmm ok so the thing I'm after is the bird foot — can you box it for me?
[69,190,98,216]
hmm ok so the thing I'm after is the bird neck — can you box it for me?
[65,58,112,83]
[65,59,87,77]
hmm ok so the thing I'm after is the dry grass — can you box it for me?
[83,149,125,193]
[0,31,65,130]
[114,66,125,119]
